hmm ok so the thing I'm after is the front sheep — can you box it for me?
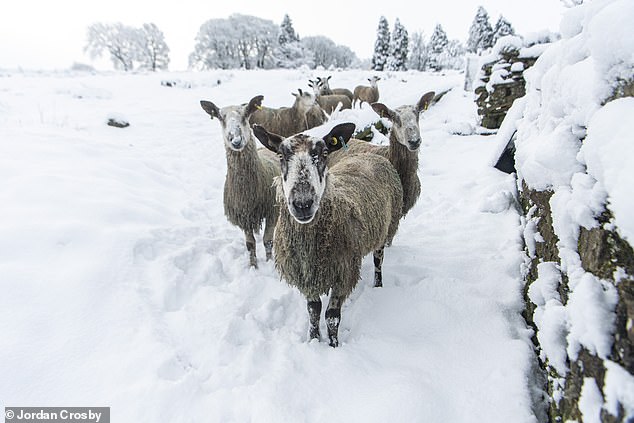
[253,122,403,347]
[200,95,280,267]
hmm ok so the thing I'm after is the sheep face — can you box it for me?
[253,123,356,224]
[200,96,264,152]
[292,89,317,113]
[371,91,435,152]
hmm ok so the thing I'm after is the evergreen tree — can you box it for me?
[371,16,390,71]
[275,14,305,68]
[278,14,299,45]
[408,32,428,71]
[387,18,408,71]
[466,6,494,53]
[428,24,449,71]
[492,15,515,46]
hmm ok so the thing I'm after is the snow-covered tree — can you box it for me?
[229,14,278,69]
[371,16,390,71]
[85,23,141,71]
[408,32,428,71]
[302,36,334,68]
[466,6,494,54]
[428,24,449,71]
[437,39,466,70]
[189,18,240,69]
[492,15,515,46]
[137,23,170,71]
[190,14,277,70]
[387,18,408,71]
[278,14,299,45]
[274,14,306,68]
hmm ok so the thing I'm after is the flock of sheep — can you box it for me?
[200,75,435,347]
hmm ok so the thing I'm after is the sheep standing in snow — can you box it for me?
[249,89,326,138]
[200,95,279,267]
[329,91,435,217]
[352,76,381,108]
[253,122,403,347]
[308,78,352,114]
[317,76,354,101]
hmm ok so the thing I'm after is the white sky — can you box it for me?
[0,0,567,70]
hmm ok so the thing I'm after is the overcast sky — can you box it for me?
[0,0,567,70]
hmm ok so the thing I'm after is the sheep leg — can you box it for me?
[325,295,342,347]
[307,298,322,341]
[244,230,257,267]
[373,247,385,287]
[263,218,275,261]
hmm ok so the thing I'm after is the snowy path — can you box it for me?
[1,70,537,422]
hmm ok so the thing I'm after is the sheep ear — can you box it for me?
[323,122,356,152]
[416,91,435,113]
[327,76,332,81]
[308,80,315,88]
[246,95,264,115]
[371,103,396,120]
[298,88,303,95]
[200,100,220,119]
[252,124,283,153]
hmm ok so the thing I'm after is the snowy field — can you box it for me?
[0,69,538,422]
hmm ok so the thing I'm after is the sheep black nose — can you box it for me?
[293,198,314,211]
[408,138,421,150]
[291,198,315,222]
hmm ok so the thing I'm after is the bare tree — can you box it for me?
[85,23,140,71]
[138,23,170,71]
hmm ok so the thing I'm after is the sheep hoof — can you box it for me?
[309,326,321,341]
[374,273,383,288]
[264,240,273,261]
[249,255,258,268]
[325,311,340,348]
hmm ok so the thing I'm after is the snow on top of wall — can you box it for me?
[515,0,634,192]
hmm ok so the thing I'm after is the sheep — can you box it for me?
[199,95,280,268]
[329,91,435,217]
[249,89,326,138]
[312,75,354,101]
[352,76,381,108]
[308,78,352,114]
[252,122,403,347]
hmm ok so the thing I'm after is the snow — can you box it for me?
[527,262,568,375]
[581,98,634,242]
[578,377,604,423]
[0,68,540,421]
[604,360,634,419]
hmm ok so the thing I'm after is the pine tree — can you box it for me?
[387,18,408,71]
[492,15,515,46]
[275,14,305,68]
[428,24,449,71]
[467,6,494,54]
[371,16,390,71]
[278,14,299,45]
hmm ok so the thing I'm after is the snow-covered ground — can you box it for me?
[0,69,538,422]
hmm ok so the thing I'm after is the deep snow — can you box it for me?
[0,69,538,422]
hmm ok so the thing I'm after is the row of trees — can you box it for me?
[188,14,356,70]
[85,23,169,71]
[85,6,515,72]
[373,6,515,72]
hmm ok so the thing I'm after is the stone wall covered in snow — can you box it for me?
[497,0,634,421]
[474,35,552,129]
